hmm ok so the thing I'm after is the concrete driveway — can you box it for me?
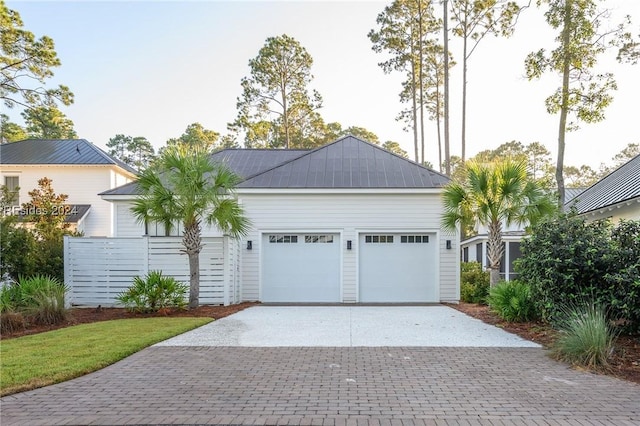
[156,306,540,347]
[2,306,639,426]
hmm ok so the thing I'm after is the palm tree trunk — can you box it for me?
[182,220,203,309]
[486,221,504,287]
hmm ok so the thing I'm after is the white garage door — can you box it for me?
[359,233,437,303]
[262,233,341,303]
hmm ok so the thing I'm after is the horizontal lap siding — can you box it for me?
[238,193,458,303]
[65,236,225,306]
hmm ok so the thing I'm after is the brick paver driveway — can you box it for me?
[2,307,639,425]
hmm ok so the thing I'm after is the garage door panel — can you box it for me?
[359,233,437,303]
[262,233,340,303]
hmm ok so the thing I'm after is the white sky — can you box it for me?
[4,0,640,169]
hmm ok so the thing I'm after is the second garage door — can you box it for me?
[359,233,437,303]
[262,233,341,303]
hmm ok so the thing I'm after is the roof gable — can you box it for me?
[239,136,449,189]
[101,136,450,196]
[567,154,640,214]
[0,139,137,175]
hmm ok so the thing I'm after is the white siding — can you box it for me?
[112,200,226,238]
[1,165,133,237]
[238,193,459,303]
[114,201,145,237]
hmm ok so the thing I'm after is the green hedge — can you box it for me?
[517,213,640,333]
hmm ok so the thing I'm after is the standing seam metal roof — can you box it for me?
[100,136,450,196]
[238,136,450,188]
[0,139,138,175]
[566,153,640,214]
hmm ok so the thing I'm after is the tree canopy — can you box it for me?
[1,1,73,110]
[229,34,323,149]
[442,159,557,285]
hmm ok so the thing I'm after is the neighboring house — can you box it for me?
[70,136,459,306]
[0,139,137,236]
[460,188,584,282]
[567,153,640,222]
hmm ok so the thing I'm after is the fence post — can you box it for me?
[142,236,149,276]
[223,235,230,306]
[64,235,72,308]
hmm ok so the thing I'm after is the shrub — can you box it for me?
[17,275,68,325]
[0,284,26,333]
[116,271,188,313]
[551,300,616,368]
[460,262,489,304]
[516,213,640,332]
[487,280,536,322]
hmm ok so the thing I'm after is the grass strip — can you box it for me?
[0,317,212,396]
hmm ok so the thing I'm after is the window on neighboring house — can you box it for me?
[462,247,469,262]
[3,176,19,206]
[145,220,183,237]
[475,243,483,264]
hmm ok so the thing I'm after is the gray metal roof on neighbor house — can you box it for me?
[566,153,640,214]
[101,136,450,196]
[0,139,138,175]
[239,136,450,188]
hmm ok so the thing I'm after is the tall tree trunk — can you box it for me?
[486,220,504,287]
[461,12,468,162]
[436,88,443,172]
[282,88,290,149]
[443,0,451,175]
[557,0,573,207]
[183,221,203,309]
[418,0,426,165]
[411,50,419,163]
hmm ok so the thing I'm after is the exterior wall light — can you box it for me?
[347,240,352,250]
[247,240,252,250]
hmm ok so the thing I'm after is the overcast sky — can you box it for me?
[5,0,639,169]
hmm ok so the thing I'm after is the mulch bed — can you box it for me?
[449,302,640,385]
[0,302,259,340]
[2,301,639,385]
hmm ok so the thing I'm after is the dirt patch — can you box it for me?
[449,302,640,385]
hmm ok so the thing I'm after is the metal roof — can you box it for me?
[0,139,138,175]
[566,154,640,214]
[239,136,450,188]
[101,136,450,196]
[209,148,309,178]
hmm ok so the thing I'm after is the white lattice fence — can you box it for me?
[65,236,226,306]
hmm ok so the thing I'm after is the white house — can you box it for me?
[567,153,640,222]
[69,136,459,306]
[1,139,138,236]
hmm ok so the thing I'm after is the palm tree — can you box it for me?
[442,159,556,286]
[131,145,250,308]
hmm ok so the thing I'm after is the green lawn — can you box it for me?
[0,317,212,396]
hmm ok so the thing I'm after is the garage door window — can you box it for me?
[364,235,394,243]
[269,235,298,243]
[400,235,429,243]
[305,235,334,243]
